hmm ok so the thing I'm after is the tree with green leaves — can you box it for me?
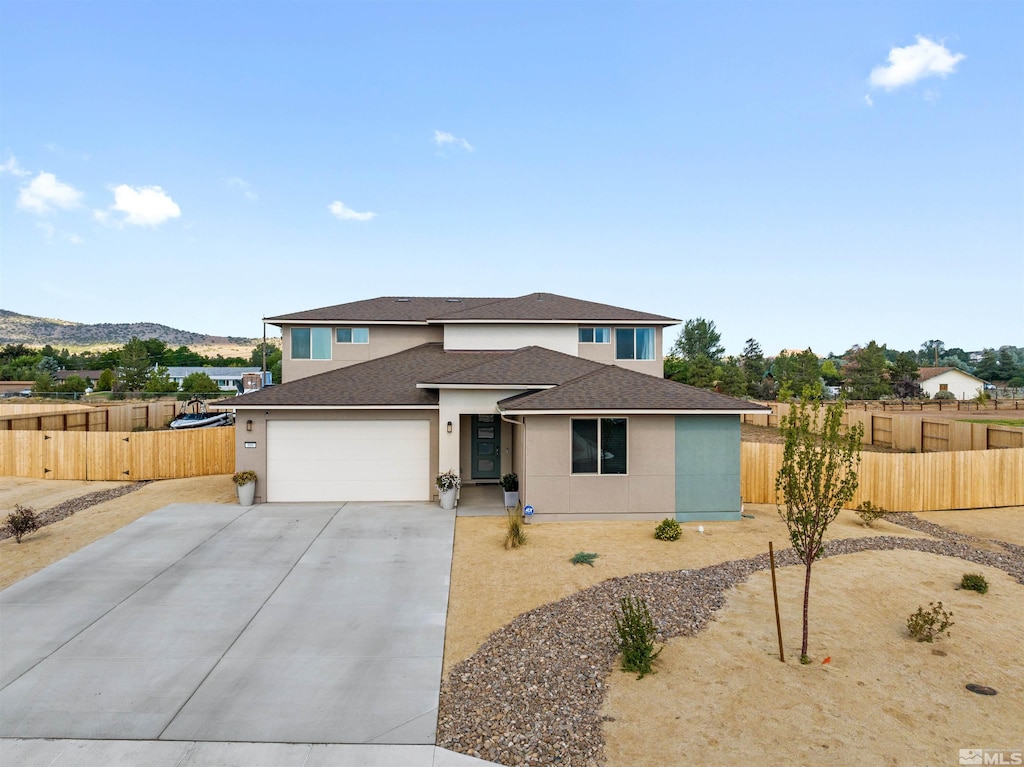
[144,365,179,393]
[715,357,748,397]
[115,337,153,391]
[740,338,767,397]
[773,349,823,399]
[671,318,724,362]
[845,341,890,400]
[57,375,90,393]
[776,392,864,663]
[181,371,221,394]
[973,349,999,382]
[96,369,115,392]
[890,351,922,398]
[920,339,945,367]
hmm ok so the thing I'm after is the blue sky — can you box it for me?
[1,1,1021,356]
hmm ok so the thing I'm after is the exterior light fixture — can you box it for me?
[447,421,453,433]
[246,420,253,432]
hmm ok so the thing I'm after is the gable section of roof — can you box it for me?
[264,297,502,324]
[436,292,679,323]
[421,346,606,386]
[499,365,770,412]
[918,366,981,382]
[215,343,500,408]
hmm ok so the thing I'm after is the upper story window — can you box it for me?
[291,327,332,360]
[336,327,369,344]
[572,418,627,475]
[615,327,655,360]
[579,327,611,343]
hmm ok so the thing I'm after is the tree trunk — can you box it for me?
[801,561,812,661]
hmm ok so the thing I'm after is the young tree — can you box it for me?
[96,369,116,392]
[144,366,179,393]
[181,371,221,394]
[776,392,864,663]
[740,338,767,396]
[671,318,724,362]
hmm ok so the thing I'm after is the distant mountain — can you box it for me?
[0,310,259,348]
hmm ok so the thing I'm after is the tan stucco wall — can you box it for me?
[438,389,522,480]
[279,324,443,382]
[234,409,439,503]
[522,414,676,520]
[443,323,577,354]
[576,326,665,377]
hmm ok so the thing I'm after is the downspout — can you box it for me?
[500,411,526,504]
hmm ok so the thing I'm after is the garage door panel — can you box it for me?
[267,420,431,502]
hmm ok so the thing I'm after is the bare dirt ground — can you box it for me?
[0,475,236,590]
[2,478,1020,766]
[740,422,902,452]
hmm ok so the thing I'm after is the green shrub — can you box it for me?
[855,500,887,527]
[504,502,527,550]
[907,602,954,642]
[960,573,989,594]
[654,518,682,541]
[4,504,41,544]
[571,551,599,567]
[615,595,662,679]
[933,390,956,400]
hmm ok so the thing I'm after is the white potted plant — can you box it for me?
[436,469,461,510]
[232,470,257,507]
[500,472,519,509]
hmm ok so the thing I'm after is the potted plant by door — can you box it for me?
[436,469,461,510]
[232,470,257,507]
[500,472,519,509]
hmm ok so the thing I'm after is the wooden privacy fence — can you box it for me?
[0,427,235,481]
[742,403,1024,453]
[0,401,180,432]
[741,442,1024,512]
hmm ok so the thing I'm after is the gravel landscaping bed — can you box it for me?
[437,534,1024,766]
[1,482,150,541]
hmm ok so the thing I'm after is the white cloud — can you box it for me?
[17,171,84,214]
[68,234,84,245]
[433,130,474,152]
[864,93,874,107]
[869,36,965,91]
[328,201,376,222]
[227,176,257,200]
[100,184,182,226]
[0,156,30,177]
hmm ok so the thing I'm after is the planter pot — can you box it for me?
[503,491,520,509]
[439,487,457,510]
[237,482,255,507]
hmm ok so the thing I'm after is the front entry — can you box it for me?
[470,414,501,480]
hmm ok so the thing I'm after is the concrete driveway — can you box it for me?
[0,502,456,747]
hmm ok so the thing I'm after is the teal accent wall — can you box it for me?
[675,415,741,521]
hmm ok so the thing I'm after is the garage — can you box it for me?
[266,420,431,502]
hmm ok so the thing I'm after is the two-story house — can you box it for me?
[215,293,768,521]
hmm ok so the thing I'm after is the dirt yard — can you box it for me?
[2,478,1020,766]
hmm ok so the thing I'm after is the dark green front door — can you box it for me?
[471,415,501,480]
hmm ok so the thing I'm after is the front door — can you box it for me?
[471,415,501,480]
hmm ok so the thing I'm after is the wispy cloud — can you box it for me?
[227,176,258,200]
[863,93,874,107]
[869,36,965,91]
[97,184,181,227]
[17,171,84,214]
[0,155,30,177]
[328,201,376,222]
[433,130,474,153]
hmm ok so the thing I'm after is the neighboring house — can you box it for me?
[166,366,262,393]
[55,370,105,385]
[918,367,985,400]
[216,293,769,521]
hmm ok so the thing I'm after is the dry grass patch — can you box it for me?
[916,506,1024,546]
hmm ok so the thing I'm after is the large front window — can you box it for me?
[615,328,654,360]
[291,327,331,359]
[572,418,627,474]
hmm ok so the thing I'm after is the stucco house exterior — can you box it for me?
[918,367,986,400]
[166,366,262,393]
[214,293,769,522]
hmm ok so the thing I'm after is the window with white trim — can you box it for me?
[578,327,611,343]
[291,327,332,360]
[571,418,627,474]
[615,327,655,360]
[336,327,369,344]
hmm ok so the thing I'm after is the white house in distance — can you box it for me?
[918,367,986,400]
[166,366,261,393]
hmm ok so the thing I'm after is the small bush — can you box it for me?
[499,473,519,492]
[571,551,599,567]
[5,504,41,544]
[232,470,257,486]
[654,518,682,541]
[933,390,956,400]
[615,595,662,679]
[504,502,527,550]
[960,573,989,594]
[855,500,887,527]
[907,601,954,643]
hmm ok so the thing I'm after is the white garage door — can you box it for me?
[266,420,431,502]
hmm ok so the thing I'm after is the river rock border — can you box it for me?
[437,533,1023,766]
[1,482,150,541]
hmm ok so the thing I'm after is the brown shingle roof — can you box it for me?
[422,346,605,386]
[499,365,769,412]
[918,366,980,382]
[264,293,678,325]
